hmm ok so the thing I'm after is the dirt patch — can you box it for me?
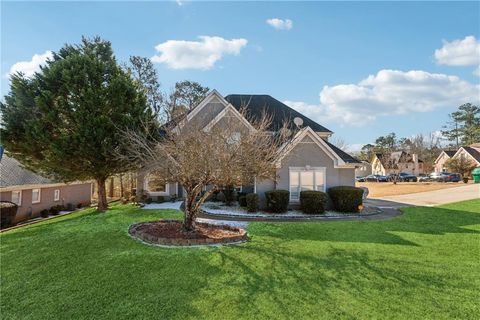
[129,220,248,246]
[356,181,467,198]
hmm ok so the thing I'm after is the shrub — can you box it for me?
[77,203,82,209]
[246,193,259,212]
[40,209,50,218]
[156,196,165,203]
[145,197,153,204]
[265,190,290,213]
[300,191,328,214]
[0,201,18,228]
[238,195,247,207]
[216,191,226,203]
[328,186,363,213]
[49,206,60,215]
[223,186,235,206]
[170,194,177,202]
[237,192,247,201]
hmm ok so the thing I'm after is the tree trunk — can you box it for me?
[183,192,197,232]
[119,174,124,198]
[96,178,108,212]
[108,177,115,198]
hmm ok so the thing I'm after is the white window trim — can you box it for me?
[11,190,22,206]
[144,178,169,196]
[54,189,60,202]
[289,167,326,202]
[32,188,41,204]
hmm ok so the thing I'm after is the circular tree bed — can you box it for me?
[129,220,248,247]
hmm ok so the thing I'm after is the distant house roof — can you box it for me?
[0,155,53,188]
[462,146,480,163]
[375,151,423,169]
[225,94,332,133]
[443,150,457,158]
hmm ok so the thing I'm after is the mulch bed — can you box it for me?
[129,220,248,247]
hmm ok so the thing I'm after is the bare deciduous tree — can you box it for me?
[445,157,477,179]
[118,112,291,231]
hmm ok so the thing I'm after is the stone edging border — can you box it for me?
[199,206,403,222]
[128,220,249,248]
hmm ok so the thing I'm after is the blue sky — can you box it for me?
[2,1,479,150]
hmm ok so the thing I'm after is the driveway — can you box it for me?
[368,183,479,207]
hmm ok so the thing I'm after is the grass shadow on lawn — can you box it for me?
[248,202,480,246]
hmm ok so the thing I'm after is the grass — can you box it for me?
[1,199,479,319]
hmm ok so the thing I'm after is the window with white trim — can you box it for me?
[32,189,41,204]
[11,191,22,206]
[54,189,60,202]
[146,171,168,194]
[289,168,326,201]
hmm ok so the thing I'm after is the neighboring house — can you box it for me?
[355,160,372,177]
[434,145,480,173]
[371,151,425,176]
[434,150,457,173]
[137,90,361,207]
[0,153,92,223]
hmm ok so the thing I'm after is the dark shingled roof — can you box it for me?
[326,141,362,164]
[444,150,456,157]
[225,94,332,133]
[0,155,52,187]
[463,146,480,162]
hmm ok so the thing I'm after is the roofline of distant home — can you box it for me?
[0,181,92,192]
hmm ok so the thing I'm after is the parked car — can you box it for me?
[387,172,418,182]
[356,176,366,182]
[420,172,460,183]
[365,174,388,182]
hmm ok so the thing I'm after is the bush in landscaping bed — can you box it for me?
[300,191,328,214]
[265,190,290,213]
[246,193,259,212]
[223,186,236,206]
[40,209,50,218]
[328,186,363,213]
[0,201,18,228]
[238,195,247,207]
[49,206,60,215]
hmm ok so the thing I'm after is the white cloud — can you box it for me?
[8,50,53,77]
[151,36,247,70]
[285,69,480,127]
[266,18,293,30]
[434,36,480,66]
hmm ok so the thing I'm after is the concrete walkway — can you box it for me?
[371,183,479,207]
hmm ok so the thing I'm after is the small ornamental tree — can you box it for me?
[0,37,155,211]
[119,113,291,231]
[445,157,477,179]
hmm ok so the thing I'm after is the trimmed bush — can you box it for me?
[265,190,290,213]
[223,186,235,206]
[156,196,165,203]
[145,197,153,204]
[0,201,18,228]
[238,195,247,207]
[49,206,60,215]
[216,191,226,203]
[300,191,328,214]
[40,209,50,218]
[328,186,364,213]
[246,193,259,212]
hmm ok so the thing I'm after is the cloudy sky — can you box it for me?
[1,1,479,150]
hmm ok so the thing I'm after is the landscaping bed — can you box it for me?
[129,220,248,246]
[201,201,381,220]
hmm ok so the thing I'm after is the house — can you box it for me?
[136,90,361,207]
[0,152,92,223]
[355,160,372,177]
[371,151,425,176]
[434,150,457,173]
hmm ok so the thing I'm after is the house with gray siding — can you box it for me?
[0,152,92,223]
[137,90,361,207]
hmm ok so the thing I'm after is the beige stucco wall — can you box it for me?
[1,183,92,223]
[255,136,355,208]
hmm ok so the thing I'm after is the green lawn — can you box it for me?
[1,200,479,319]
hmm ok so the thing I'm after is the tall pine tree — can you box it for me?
[1,37,155,211]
